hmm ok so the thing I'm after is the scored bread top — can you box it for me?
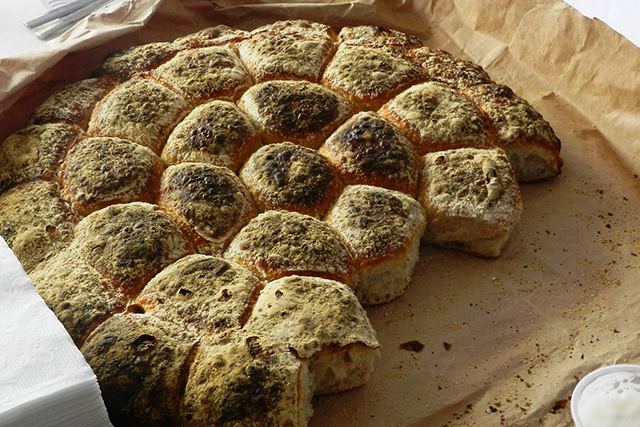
[239,141,343,218]
[162,100,262,172]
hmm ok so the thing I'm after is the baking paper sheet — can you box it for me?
[1,0,640,426]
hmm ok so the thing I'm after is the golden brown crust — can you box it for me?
[0,123,82,193]
[224,210,355,285]
[73,202,193,296]
[30,247,127,346]
[162,100,262,172]
[379,81,496,155]
[28,77,119,129]
[0,180,76,273]
[238,80,354,149]
[60,136,164,217]
[151,45,253,105]
[237,20,337,83]
[87,78,192,155]
[337,25,423,51]
[135,254,263,333]
[462,83,563,182]
[321,45,425,111]
[239,142,343,218]
[407,47,494,90]
[319,111,420,196]
[91,42,182,81]
[81,313,199,427]
[173,24,249,49]
[181,331,309,427]
[158,163,257,255]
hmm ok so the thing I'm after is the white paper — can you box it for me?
[563,0,640,48]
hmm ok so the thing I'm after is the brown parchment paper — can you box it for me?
[2,1,640,426]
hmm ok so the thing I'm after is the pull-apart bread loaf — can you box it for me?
[0,18,564,427]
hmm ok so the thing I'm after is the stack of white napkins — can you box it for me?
[0,237,113,427]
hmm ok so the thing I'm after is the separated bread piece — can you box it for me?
[238,80,354,149]
[325,185,426,305]
[60,136,164,216]
[321,45,425,111]
[338,25,423,51]
[245,275,380,394]
[173,24,249,49]
[239,142,343,218]
[407,47,493,90]
[181,331,313,427]
[91,41,182,81]
[418,147,522,258]
[0,180,76,273]
[162,100,262,172]
[379,81,496,155]
[151,45,253,105]
[135,254,263,332]
[462,83,563,182]
[28,77,118,129]
[82,313,199,427]
[0,123,82,193]
[224,210,355,285]
[30,247,127,346]
[319,111,420,196]
[158,163,257,255]
[236,19,337,83]
[87,78,191,155]
[73,202,192,296]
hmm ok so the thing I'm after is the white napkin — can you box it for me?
[0,236,113,427]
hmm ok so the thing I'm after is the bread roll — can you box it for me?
[245,275,380,394]
[462,83,563,182]
[418,147,523,258]
[236,19,337,83]
[0,123,82,193]
[224,210,355,285]
[321,45,425,111]
[239,142,343,218]
[319,111,420,196]
[27,77,118,129]
[82,313,199,427]
[151,45,253,106]
[91,41,182,81]
[325,185,426,305]
[173,24,249,49]
[60,136,164,216]
[73,202,192,296]
[162,100,262,172]
[379,81,496,155]
[87,78,191,155]
[337,25,423,51]
[158,163,257,255]
[238,80,354,149]
[135,254,263,332]
[0,180,75,273]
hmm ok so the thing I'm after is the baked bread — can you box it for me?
[87,78,192,155]
[173,24,249,49]
[161,100,262,172]
[337,25,423,51]
[0,123,82,192]
[325,185,426,305]
[135,254,263,333]
[0,180,76,273]
[90,41,182,81]
[224,210,355,285]
[245,275,380,394]
[379,81,496,155]
[236,20,337,83]
[418,147,523,258]
[151,45,253,106]
[238,79,354,148]
[462,83,563,182]
[239,141,343,217]
[319,111,420,196]
[321,44,425,111]
[27,77,118,129]
[158,162,257,255]
[60,136,164,216]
